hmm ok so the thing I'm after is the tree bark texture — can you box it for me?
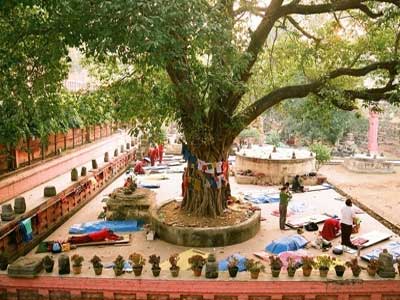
[181,160,229,218]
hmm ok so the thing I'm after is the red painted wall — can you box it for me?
[0,124,113,174]
[0,275,399,300]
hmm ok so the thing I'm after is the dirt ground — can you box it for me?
[158,200,251,227]
[320,164,400,228]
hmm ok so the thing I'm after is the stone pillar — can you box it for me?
[368,110,379,154]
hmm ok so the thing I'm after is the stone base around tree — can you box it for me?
[150,201,260,247]
[344,156,395,174]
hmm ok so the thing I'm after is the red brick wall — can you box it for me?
[0,276,399,300]
[0,124,112,173]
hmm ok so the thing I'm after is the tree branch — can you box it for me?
[286,16,322,42]
[234,60,399,130]
[225,0,284,113]
[279,0,398,17]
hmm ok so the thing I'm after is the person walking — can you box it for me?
[279,185,292,230]
[340,199,357,250]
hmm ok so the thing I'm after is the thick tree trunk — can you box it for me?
[181,162,229,217]
[180,139,232,217]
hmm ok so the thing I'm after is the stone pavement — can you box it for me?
[321,164,400,229]
[18,166,399,280]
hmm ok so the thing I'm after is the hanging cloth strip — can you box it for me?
[20,217,33,242]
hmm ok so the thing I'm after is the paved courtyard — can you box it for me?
[16,161,399,280]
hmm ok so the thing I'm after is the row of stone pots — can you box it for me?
[35,253,400,279]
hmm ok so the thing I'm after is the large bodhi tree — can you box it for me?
[53,0,399,216]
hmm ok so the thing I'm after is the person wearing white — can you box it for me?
[340,199,357,249]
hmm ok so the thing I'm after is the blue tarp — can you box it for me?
[244,192,280,204]
[266,234,309,254]
[218,253,247,272]
[139,182,160,189]
[69,220,143,234]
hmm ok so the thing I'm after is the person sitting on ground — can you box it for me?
[340,199,357,250]
[291,175,305,193]
[320,218,341,241]
[133,158,150,175]
[279,185,292,230]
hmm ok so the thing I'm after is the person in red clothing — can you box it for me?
[68,228,122,244]
[133,158,149,175]
[320,218,341,241]
[158,143,164,163]
[148,146,158,166]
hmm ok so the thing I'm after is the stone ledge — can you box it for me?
[150,203,260,247]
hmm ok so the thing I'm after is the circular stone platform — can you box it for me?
[235,145,315,185]
[343,154,395,174]
[149,202,260,247]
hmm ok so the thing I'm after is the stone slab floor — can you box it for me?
[8,161,397,281]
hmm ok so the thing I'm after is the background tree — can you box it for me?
[0,3,69,169]
[309,143,332,171]
[263,96,369,146]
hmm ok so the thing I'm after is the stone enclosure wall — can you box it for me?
[235,155,315,185]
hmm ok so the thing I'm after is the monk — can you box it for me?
[320,218,341,241]
[158,144,164,163]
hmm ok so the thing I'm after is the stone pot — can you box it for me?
[302,266,312,277]
[94,266,103,276]
[114,268,123,276]
[132,265,143,276]
[44,186,57,197]
[192,267,202,277]
[367,267,377,277]
[0,260,8,271]
[1,204,15,221]
[250,270,260,279]
[58,254,70,275]
[92,159,98,169]
[170,266,180,277]
[319,267,329,278]
[104,152,109,163]
[71,168,78,181]
[14,197,26,214]
[287,267,296,277]
[81,167,87,177]
[228,266,239,278]
[44,263,54,273]
[271,268,281,278]
[351,267,361,277]
[72,265,82,275]
[152,267,161,277]
[334,266,345,277]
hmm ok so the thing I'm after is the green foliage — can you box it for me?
[309,143,331,170]
[265,96,368,146]
[238,128,260,139]
[314,255,335,270]
[265,131,281,147]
